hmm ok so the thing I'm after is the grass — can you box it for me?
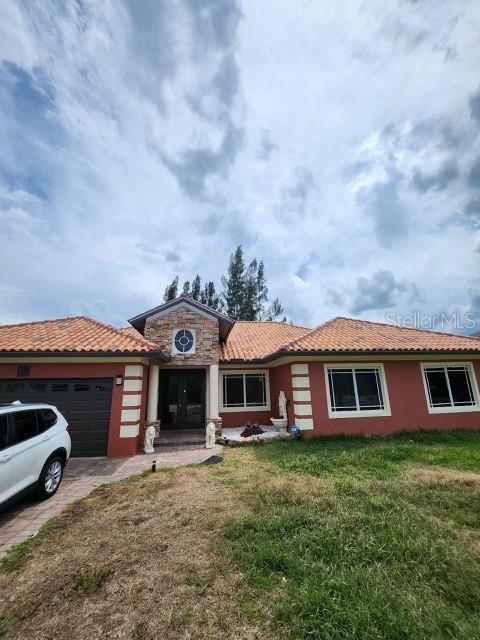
[252,429,480,480]
[223,431,480,639]
[1,429,479,639]
[71,566,114,596]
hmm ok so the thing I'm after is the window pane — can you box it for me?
[355,369,384,410]
[425,369,451,407]
[74,383,90,392]
[167,375,178,425]
[37,409,58,433]
[6,382,24,393]
[12,410,38,444]
[245,374,266,406]
[0,415,7,451]
[52,383,68,392]
[447,368,475,406]
[329,370,356,411]
[29,382,47,393]
[185,373,202,421]
[224,375,244,407]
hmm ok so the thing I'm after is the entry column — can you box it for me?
[147,364,160,422]
[208,363,222,434]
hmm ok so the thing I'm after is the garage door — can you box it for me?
[0,378,113,457]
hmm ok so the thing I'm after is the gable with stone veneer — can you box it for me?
[144,306,219,366]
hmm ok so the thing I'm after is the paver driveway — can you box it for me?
[0,444,222,557]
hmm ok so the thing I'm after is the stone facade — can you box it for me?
[144,306,220,366]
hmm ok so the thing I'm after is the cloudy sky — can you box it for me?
[1,0,479,332]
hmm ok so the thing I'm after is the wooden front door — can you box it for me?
[158,370,205,430]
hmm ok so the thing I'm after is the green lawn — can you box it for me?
[1,429,480,640]
[223,431,480,640]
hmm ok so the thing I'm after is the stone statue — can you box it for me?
[143,424,156,454]
[206,421,216,449]
[278,390,288,420]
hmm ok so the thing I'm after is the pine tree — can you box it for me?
[163,276,179,302]
[221,246,245,319]
[255,260,269,318]
[162,246,284,320]
[242,259,258,320]
[266,297,285,321]
[203,281,219,309]
[191,275,201,301]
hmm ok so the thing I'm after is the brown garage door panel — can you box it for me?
[0,379,113,457]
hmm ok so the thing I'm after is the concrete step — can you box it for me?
[154,429,205,446]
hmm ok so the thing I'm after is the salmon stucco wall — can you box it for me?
[219,364,293,428]
[306,359,480,437]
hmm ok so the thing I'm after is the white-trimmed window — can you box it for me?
[172,328,196,355]
[220,370,270,412]
[324,364,391,418]
[421,363,480,413]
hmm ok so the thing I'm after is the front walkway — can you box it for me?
[0,444,222,558]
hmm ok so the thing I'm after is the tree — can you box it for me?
[162,245,284,320]
[191,275,201,301]
[266,296,285,321]
[242,258,258,320]
[202,281,220,309]
[163,276,179,302]
[221,246,245,319]
[255,260,268,318]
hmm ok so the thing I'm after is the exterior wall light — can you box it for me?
[115,375,123,386]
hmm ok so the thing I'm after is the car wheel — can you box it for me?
[36,456,64,500]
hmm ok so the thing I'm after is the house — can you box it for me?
[1,294,480,457]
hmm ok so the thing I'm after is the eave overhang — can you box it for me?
[220,348,480,365]
[129,296,235,341]
[0,350,170,361]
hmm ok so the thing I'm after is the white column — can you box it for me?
[147,364,160,422]
[208,363,219,419]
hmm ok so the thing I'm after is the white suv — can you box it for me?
[0,402,71,508]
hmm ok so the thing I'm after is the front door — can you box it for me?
[159,370,205,430]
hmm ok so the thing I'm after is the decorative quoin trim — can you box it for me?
[120,364,144,438]
[290,363,313,430]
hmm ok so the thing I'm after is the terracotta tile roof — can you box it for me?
[0,316,165,355]
[220,321,310,362]
[117,326,144,339]
[278,317,480,355]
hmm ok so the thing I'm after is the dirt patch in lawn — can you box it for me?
[401,465,480,486]
[0,464,272,640]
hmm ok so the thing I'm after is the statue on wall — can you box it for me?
[143,424,156,454]
[206,421,216,449]
[278,390,288,420]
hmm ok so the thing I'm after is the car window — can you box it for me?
[12,410,38,444]
[37,409,58,433]
[0,415,7,451]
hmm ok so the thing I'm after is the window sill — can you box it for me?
[426,405,480,415]
[220,405,271,413]
[327,409,391,419]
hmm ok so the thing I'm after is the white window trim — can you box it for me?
[323,363,391,419]
[420,362,480,414]
[171,328,196,356]
[219,369,271,412]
